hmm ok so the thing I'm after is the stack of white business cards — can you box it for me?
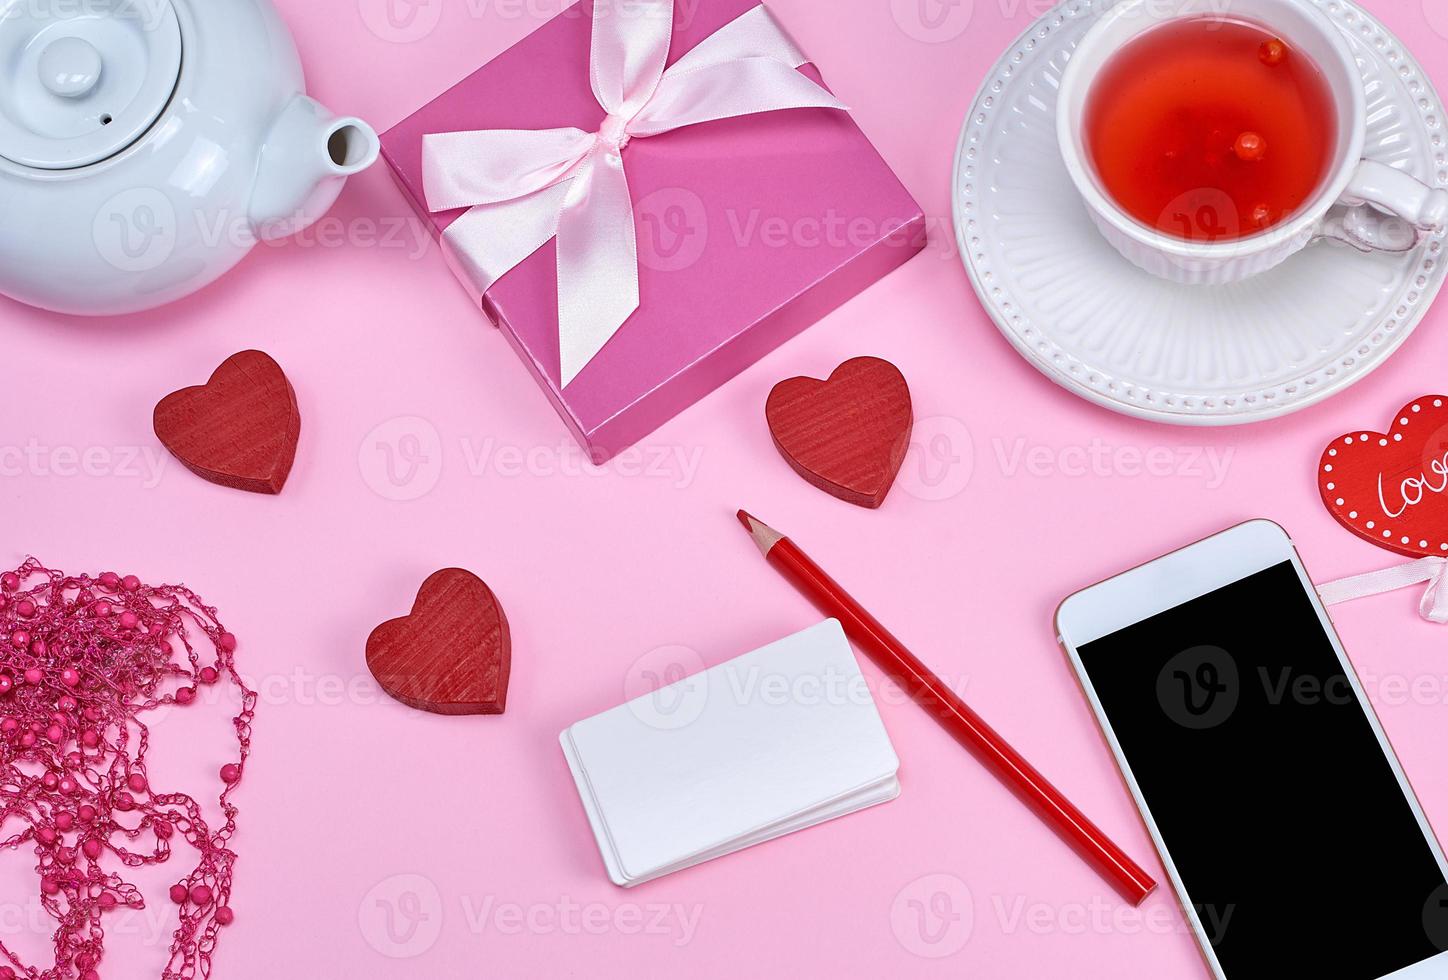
[560,619,901,887]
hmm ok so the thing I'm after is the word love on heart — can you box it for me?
[1318,395,1448,558]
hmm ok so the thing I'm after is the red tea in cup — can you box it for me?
[1084,17,1337,242]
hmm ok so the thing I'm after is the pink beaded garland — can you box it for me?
[0,560,255,980]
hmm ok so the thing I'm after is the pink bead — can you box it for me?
[28,639,45,656]
[42,773,58,790]
[36,827,56,845]
[118,611,139,630]
[60,669,79,688]
[77,805,95,823]
[14,599,35,618]
[54,813,74,831]
[81,730,99,748]
[19,733,35,748]
[11,632,30,650]
[127,774,146,793]
[99,572,120,590]
[82,838,101,860]
[57,695,76,711]
[215,906,235,926]
[59,777,77,795]
[174,688,195,705]
[90,601,110,618]
[199,666,219,685]
[189,884,212,905]
[169,883,188,904]
[220,764,241,784]
[23,668,41,685]
[112,792,134,812]
[45,725,63,743]
[218,632,237,653]
[40,877,58,896]
[0,677,12,696]
[82,971,99,980]
[55,847,74,865]
[97,892,116,910]
[0,572,19,592]
[121,575,140,592]
[0,718,14,735]
[153,819,172,839]
[83,706,102,722]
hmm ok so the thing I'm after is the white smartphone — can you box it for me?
[1057,520,1448,980]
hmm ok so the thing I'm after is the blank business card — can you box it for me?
[561,619,901,886]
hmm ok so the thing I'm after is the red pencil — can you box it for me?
[737,510,1157,906]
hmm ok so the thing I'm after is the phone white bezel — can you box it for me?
[1056,520,1448,980]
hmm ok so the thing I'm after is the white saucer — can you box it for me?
[953,0,1448,426]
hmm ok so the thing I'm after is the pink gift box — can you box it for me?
[381,0,925,461]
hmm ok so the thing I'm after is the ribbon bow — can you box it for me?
[422,0,847,386]
[1318,557,1448,624]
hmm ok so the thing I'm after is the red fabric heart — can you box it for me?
[765,357,913,509]
[153,350,300,495]
[1318,395,1448,558]
[366,569,511,715]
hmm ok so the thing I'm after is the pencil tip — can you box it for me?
[736,509,784,556]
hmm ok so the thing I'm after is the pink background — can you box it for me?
[4,0,1448,976]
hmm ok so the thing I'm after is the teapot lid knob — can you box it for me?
[38,37,103,99]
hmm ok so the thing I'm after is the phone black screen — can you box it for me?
[1078,560,1448,979]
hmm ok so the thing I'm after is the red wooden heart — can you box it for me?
[366,569,511,715]
[1318,395,1448,558]
[153,350,300,495]
[765,357,913,509]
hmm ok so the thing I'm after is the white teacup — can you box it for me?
[1057,0,1448,284]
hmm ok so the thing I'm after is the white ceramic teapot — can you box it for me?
[0,0,379,316]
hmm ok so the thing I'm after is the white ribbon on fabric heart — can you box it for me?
[1318,557,1448,624]
[421,0,847,386]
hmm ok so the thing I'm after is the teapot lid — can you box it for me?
[0,0,181,170]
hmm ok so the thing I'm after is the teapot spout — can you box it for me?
[249,95,379,241]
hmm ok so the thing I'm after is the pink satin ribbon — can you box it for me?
[422,0,847,386]
[1318,556,1448,624]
